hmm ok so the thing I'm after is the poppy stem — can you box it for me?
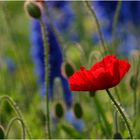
[5,117,25,139]
[84,1,108,56]
[112,0,122,43]
[106,89,133,139]
[0,96,32,138]
[40,19,51,139]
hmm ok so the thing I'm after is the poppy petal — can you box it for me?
[68,55,131,91]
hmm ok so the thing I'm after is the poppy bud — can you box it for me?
[61,62,75,78]
[0,125,5,139]
[113,132,122,139]
[24,1,42,19]
[54,103,64,119]
[74,102,83,119]
[130,75,137,90]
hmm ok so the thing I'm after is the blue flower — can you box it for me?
[118,34,138,56]
[30,18,73,107]
[93,1,140,54]
[94,1,140,28]
[47,1,74,32]
[47,1,68,9]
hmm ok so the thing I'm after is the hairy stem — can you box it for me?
[5,117,25,139]
[106,89,133,139]
[0,95,32,139]
[40,19,51,139]
[112,0,122,42]
[84,1,107,55]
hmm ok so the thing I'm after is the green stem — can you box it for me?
[84,1,107,55]
[0,95,32,139]
[111,0,122,54]
[112,0,122,42]
[40,19,51,139]
[106,89,133,139]
[5,117,25,139]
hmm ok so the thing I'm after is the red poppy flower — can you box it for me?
[68,55,130,91]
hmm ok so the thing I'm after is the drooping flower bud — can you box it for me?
[0,125,5,139]
[54,103,64,119]
[61,62,75,78]
[24,1,42,19]
[113,132,122,139]
[73,102,83,119]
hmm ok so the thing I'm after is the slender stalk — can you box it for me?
[106,89,133,139]
[5,117,25,139]
[84,1,107,55]
[111,0,122,54]
[0,95,32,139]
[112,0,122,42]
[40,19,51,139]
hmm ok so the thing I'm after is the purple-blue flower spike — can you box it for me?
[30,18,73,108]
